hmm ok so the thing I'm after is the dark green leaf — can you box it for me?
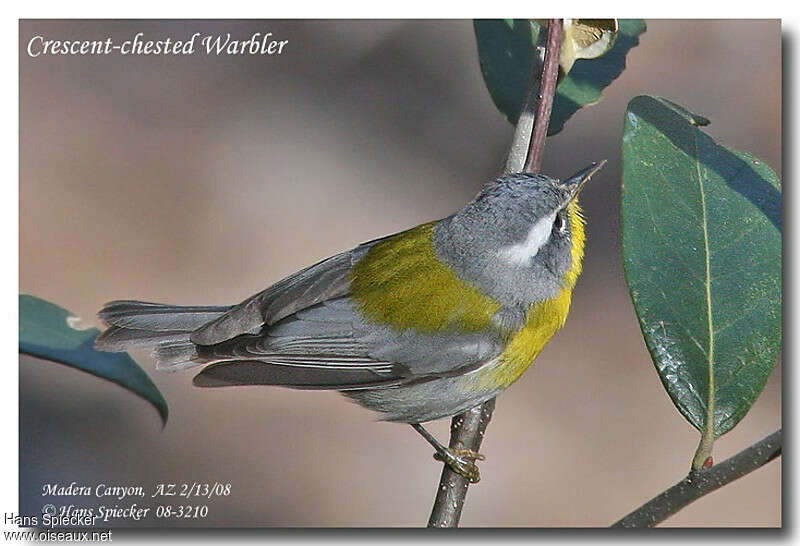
[474,19,543,127]
[474,19,646,135]
[621,96,781,467]
[19,294,168,424]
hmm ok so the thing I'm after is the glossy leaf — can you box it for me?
[621,96,781,467]
[19,294,168,424]
[474,19,646,135]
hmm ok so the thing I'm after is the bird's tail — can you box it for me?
[95,300,232,371]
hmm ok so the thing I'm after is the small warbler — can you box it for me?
[96,162,604,481]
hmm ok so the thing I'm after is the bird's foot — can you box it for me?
[433,448,485,483]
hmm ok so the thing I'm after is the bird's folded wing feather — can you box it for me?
[193,298,503,389]
[190,236,387,345]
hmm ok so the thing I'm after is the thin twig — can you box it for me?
[612,429,782,528]
[524,19,563,174]
[426,19,564,528]
[503,45,545,174]
[427,399,496,528]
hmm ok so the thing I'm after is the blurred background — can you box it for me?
[19,20,781,527]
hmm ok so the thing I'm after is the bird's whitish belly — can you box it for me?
[343,375,504,423]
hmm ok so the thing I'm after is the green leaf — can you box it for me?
[474,19,646,136]
[474,19,543,127]
[621,96,781,468]
[19,294,168,424]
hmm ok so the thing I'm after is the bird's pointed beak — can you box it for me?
[560,160,607,203]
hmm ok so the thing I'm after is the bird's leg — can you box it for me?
[411,423,485,483]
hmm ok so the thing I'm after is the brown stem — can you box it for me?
[426,19,564,528]
[524,19,563,174]
[612,429,782,528]
[427,399,496,528]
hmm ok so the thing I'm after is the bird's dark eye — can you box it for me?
[554,212,566,234]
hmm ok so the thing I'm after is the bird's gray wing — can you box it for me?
[190,236,389,346]
[192,298,504,390]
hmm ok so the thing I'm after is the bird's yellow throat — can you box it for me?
[486,200,585,388]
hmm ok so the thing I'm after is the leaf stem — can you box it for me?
[692,131,716,470]
[612,429,782,527]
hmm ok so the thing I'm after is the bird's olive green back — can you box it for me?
[350,223,503,333]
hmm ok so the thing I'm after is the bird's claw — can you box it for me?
[433,448,485,483]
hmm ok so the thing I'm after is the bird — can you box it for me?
[96,161,604,482]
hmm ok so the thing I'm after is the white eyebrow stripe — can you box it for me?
[497,212,556,265]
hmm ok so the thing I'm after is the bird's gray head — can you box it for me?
[433,162,604,311]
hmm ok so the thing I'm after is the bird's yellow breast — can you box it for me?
[474,200,586,389]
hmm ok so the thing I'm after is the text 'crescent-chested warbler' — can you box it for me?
[96,161,604,482]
